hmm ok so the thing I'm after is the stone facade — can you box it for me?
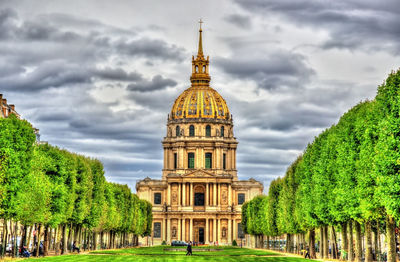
[136,25,263,246]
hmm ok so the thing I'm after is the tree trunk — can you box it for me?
[13,220,17,257]
[310,228,316,259]
[100,231,104,249]
[43,225,49,256]
[286,233,290,252]
[341,222,348,261]
[19,224,27,255]
[27,225,33,252]
[320,226,324,259]
[365,221,373,262]
[348,221,354,262]
[61,224,67,254]
[323,225,329,259]
[1,219,6,258]
[373,222,379,261]
[36,224,41,257]
[386,215,396,262]
[354,221,362,262]
[266,235,270,249]
[93,232,97,250]
[332,225,338,259]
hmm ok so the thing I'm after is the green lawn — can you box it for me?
[26,246,314,261]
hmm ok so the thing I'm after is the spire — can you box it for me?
[190,19,210,87]
[197,19,204,57]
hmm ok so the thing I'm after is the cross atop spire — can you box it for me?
[199,18,203,30]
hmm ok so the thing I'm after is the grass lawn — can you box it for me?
[26,246,314,261]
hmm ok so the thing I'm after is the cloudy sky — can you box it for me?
[1,0,399,192]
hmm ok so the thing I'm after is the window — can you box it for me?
[154,193,161,205]
[176,126,180,137]
[203,66,206,73]
[194,193,205,206]
[189,125,195,136]
[223,153,226,170]
[206,125,211,137]
[174,153,177,169]
[195,66,199,73]
[221,126,224,137]
[188,153,195,168]
[154,222,161,238]
[205,153,212,169]
[238,193,245,205]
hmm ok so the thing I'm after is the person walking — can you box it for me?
[186,241,192,256]
[304,246,310,259]
[72,241,80,253]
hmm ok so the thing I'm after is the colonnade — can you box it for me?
[166,182,232,206]
[162,217,238,244]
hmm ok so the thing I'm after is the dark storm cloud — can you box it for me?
[224,14,252,29]
[127,75,177,92]
[234,0,400,54]
[215,51,315,90]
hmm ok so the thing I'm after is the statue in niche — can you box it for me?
[172,191,178,204]
[180,128,184,136]
[222,227,227,238]
[172,227,177,238]
[222,189,228,204]
[216,129,220,136]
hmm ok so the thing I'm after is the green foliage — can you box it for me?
[232,239,238,246]
[242,68,400,238]
[0,115,152,237]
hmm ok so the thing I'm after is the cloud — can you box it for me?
[214,51,315,90]
[224,14,252,29]
[127,75,177,92]
[234,0,400,54]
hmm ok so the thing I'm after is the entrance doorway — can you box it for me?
[199,227,204,243]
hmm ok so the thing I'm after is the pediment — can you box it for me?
[182,169,216,178]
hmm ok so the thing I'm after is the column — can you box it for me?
[163,218,167,241]
[205,183,209,207]
[206,218,209,244]
[228,184,232,206]
[178,218,181,240]
[213,183,217,206]
[182,183,186,206]
[190,183,194,207]
[167,218,171,244]
[182,219,186,241]
[233,219,237,241]
[190,218,193,242]
[178,183,181,206]
[218,219,221,243]
[195,148,199,168]
[178,147,184,168]
[167,183,171,206]
[213,218,217,244]
[228,219,232,244]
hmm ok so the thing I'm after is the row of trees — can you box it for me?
[242,69,400,262]
[0,114,152,257]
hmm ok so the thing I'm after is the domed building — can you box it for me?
[136,24,263,246]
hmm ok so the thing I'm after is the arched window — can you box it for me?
[189,125,195,136]
[203,65,206,73]
[205,153,212,169]
[220,126,224,137]
[195,66,199,73]
[206,125,211,137]
[176,126,180,137]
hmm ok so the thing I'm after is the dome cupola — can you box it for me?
[170,21,231,122]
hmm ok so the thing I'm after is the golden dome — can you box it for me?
[170,86,230,120]
[170,23,231,121]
